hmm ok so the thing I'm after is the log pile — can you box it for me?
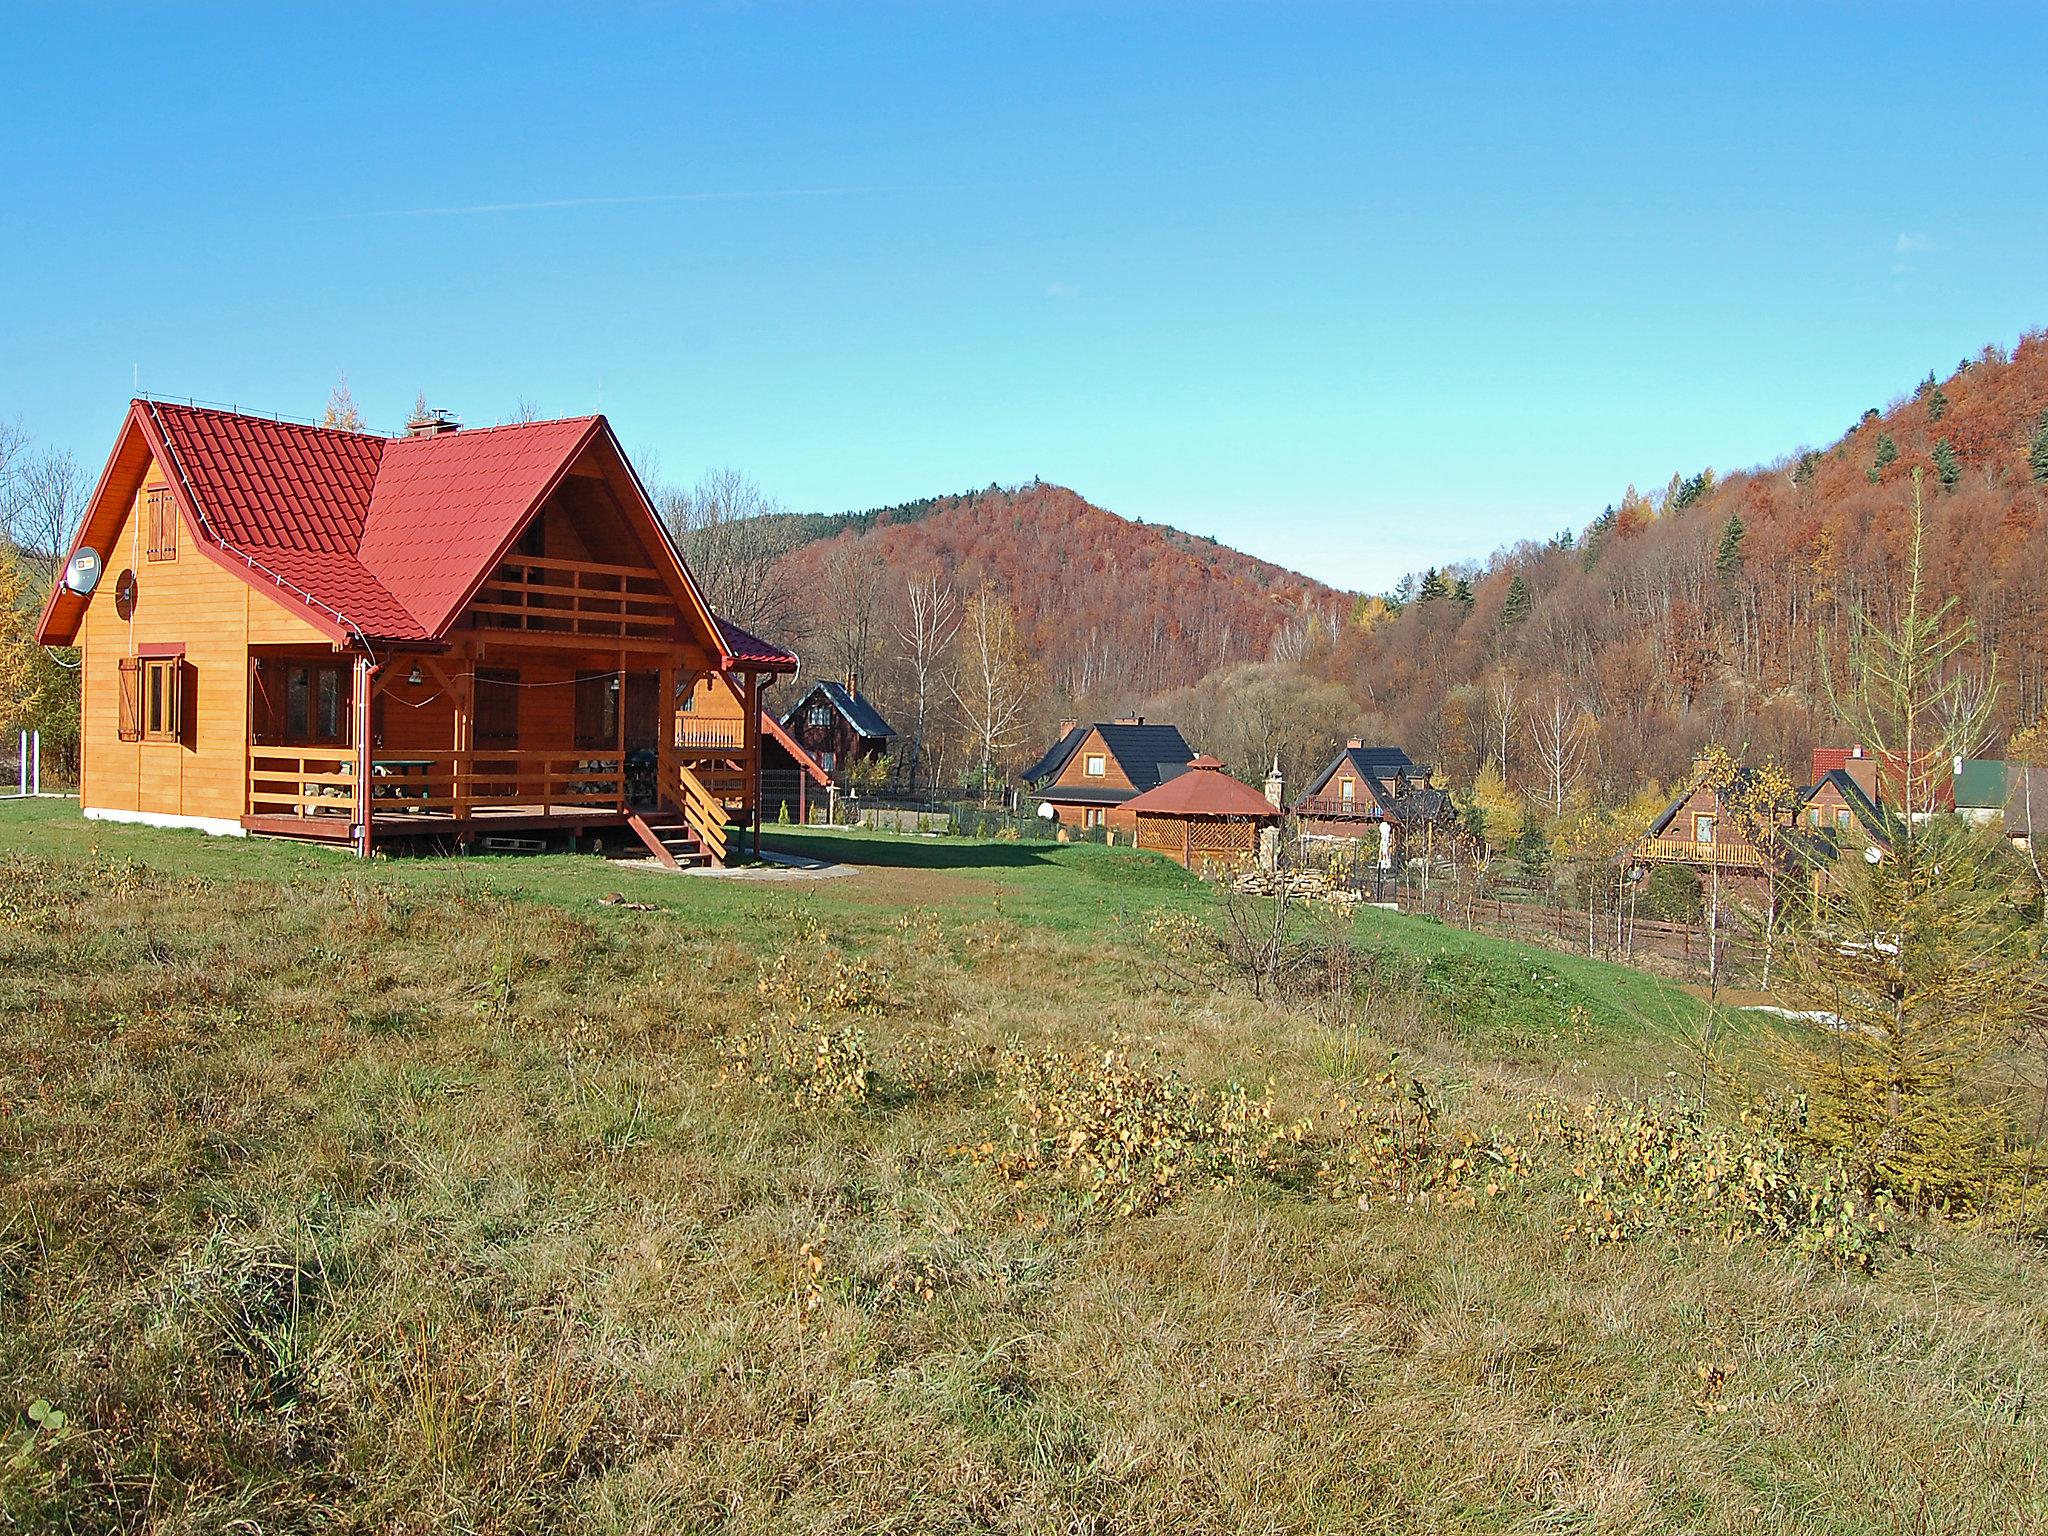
[1230,868,1364,905]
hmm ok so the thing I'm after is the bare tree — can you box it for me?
[818,542,886,691]
[658,467,808,645]
[951,581,1037,797]
[9,448,91,589]
[1526,690,1591,816]
[896,571,959,792]
[1485,667,1519,784]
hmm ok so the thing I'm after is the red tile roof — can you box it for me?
[42,400,769,660]
[1120,755,1282,819]
[358,417,600,635]
[715,616,799,671]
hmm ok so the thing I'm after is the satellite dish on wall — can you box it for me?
[63,548,102,595]
[1864,844,1883,865]
[115,569,138,621]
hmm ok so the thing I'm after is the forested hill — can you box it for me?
[1308,332,2048,798]
[775,480,1350,702]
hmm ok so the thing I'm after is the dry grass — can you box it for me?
[1,823,2046,1532]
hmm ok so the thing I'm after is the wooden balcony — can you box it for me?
[1295,796,1378,821]
[247,746,628,830]
[466,555,679,642]
[1637,835,1769,870]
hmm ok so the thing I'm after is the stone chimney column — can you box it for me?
[1264,756,1284,809]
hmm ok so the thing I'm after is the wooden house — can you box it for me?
[1292,740,1448,863]
[779,680,894,784]
[34,399,796,867]
[1122,754,1282,869]
[1021,718,1194,831]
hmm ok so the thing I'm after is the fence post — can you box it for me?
[31,730,39,796]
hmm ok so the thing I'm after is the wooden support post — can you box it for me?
[748,671,763,858]
[355,656,376,860]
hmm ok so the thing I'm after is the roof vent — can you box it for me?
[406,407,461,438]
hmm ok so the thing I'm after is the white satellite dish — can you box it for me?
[1864,844,1883,865]
[1035,800,1056,820]
[63,548,102,595]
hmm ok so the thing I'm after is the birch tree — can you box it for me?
[896,571,959,792]
[951,581,1036,798]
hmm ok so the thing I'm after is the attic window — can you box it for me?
[808,704,832,729]
[1693,813,1715,844]
[1085,754,1106,778]
[145,486,177,562]
[1339,776,1355,802]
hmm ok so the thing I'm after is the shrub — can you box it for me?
[1541,1097,1893,1270]
[717,1019,874,1110]
[960,1046,1307,1218]
[1316,1060,1534,1209]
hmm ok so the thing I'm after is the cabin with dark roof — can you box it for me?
[1021,718,1195,831]
[1291,740,1449,862]
[778,680,895,785]
[35,399,796,866]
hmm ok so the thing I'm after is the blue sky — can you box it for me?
[4,2,2045,592]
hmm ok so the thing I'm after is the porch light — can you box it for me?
[407,664,424,686]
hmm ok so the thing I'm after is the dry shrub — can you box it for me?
[1316,1061,1534,1210]
[717,1019,874,1110]
[960,1046,1309,1218]
[1542,1097,1894,1270]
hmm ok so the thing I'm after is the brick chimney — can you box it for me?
[1058,718,1077,736]
[1114,716,1144,726]
[405,407,460,438]
[1347,737,1364,750]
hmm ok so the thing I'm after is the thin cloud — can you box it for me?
[1892,230,1937,276]
[1045,280,1080,300]
[338,187,878,219]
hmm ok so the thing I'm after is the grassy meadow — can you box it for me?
[1,797,2044,1533]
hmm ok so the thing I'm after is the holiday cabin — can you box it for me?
[35,400,796,866]
[1021,719,1195,831]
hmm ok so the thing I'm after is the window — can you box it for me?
[286,663,351,745]
[475,669,519,750]
[144,486,178,561]
[1809,807,1824,828]
[808,704,832,728]
[1084,753,1107,778]
[1339,776,1355,803]
[1085,806,1105,829]
[1693,813,1715,844]
[1836,807,1851,832]
[143,658,183,741]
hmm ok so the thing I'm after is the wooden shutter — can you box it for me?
[117,656,142,741]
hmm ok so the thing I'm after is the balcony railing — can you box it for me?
[1295,796,1378,820]
[467,555,678,641]
[1638,835,1769,870]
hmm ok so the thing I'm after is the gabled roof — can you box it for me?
[1799,768,1891,842]
[783,679,894,739]
[1024,721,1194,791]
[37,399,746,664]
[1123,755,1282,819]
[1297,743,1422,813]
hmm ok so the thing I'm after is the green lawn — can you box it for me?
[3,796,2040,1532]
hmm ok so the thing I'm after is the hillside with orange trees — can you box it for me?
[1309,331,2048,797]
[776,480,1349,706]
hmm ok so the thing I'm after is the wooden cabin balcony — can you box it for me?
[466,555,678,643]
[1637,835,1768,870]
[247,746,629,830]
[1295,796,1378,821]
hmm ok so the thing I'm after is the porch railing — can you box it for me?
[248,747,627,820]
[675,719,747,751]
[467,555,677,641]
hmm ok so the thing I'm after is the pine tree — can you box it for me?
[2030,409,2048,483]
[1926,385,1949,422]
[1775,471,2042,1209]
[1714,513,1746,581]
[1867,432,1898,483]
[1500,573,1532,627]
[1452,576,1474,606]
[1932,437,1960,491]
[1417,568,1450,602]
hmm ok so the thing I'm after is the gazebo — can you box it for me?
[1119,754,1282,869]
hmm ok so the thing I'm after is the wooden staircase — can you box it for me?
[625,809,709,869]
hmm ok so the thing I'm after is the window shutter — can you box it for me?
[118,657,142,741]
[172,659,189,745]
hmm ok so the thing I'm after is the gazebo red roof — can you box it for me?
[1119,754,1280,819]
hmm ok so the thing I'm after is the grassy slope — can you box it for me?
[2,800,2044,1533]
